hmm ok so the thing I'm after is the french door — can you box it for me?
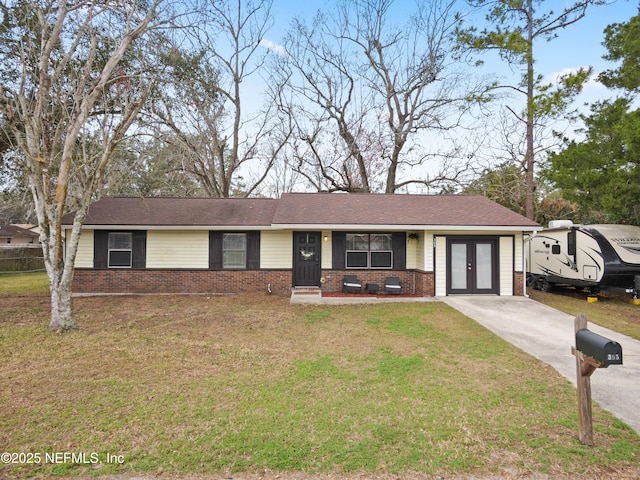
[447,238,498,294]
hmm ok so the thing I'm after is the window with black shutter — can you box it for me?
[94,230,146,269]
[332,231,406,270]
[108,232,132,267]
[210,231,260,270]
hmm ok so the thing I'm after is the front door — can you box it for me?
[293,231,321,287]
[447,238,499,294]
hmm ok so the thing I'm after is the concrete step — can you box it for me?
[290,286,322,304]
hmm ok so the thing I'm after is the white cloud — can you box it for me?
[545,67,605,91]
[259,38,287,55]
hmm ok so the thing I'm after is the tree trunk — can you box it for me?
[48,273,75,332]
[524,0,535,221]
[42,237,77,332]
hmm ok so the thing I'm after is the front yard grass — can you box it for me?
[1,291,639,479]
[0,271,49,295]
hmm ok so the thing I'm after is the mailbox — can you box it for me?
[575,329,623,366]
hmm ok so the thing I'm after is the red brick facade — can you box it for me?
[514,272,525,296]
[321,270,435,296]
[72,269,525,297]
[72,268,438,296]
[73,269,293,295]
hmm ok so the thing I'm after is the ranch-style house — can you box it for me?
[63,193,541,296]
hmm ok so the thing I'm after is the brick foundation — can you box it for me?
[514,271,524,296]
[73,269,292,295]
[74,269,533,297]
[321,270,435,296]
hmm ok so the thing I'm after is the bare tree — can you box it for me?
[0,0,172,331]
[147,0,291,198]
[270,0,488,193]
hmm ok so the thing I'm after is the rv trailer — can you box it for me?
[526,220,640,296]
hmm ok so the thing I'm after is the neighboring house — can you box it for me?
[62,193,541,296]
[0,224,40,246]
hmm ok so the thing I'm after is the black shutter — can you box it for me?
[246,231,260,270]
[132,231,147,269]
[392,232,406,270]
[93,230,108,269]
[209,231,223,269]
[332,232,346,269]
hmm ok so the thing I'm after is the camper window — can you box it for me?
[568,230,576,256]
[552,244,561,254]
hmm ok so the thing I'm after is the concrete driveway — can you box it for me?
[441,296,640,436]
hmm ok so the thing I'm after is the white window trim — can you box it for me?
[108,232,133,269]
[345,233,393,269]
[223,233,247,269]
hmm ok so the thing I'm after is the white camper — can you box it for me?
[526,220,640,296]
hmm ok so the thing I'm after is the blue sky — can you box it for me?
[248,0,639,191]
[533,0,639,103]
[262,0,639,104]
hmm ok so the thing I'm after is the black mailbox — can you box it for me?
[576,329,623,365]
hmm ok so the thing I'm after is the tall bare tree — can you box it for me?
[148,0,291,197]
[270,0,487,193]
[0,0,171,331]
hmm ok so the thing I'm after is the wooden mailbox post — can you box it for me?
[571,313,623,446]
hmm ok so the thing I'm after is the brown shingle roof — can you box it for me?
[73,197,278,227]
[0,225,40,237]
[64,194,540,229]
[272,193,540,227]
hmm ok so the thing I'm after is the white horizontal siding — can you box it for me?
[261,230,292,269]
[423,232,433,271]
[146,231,209,269]
[321,231,332,269]
[514,232,523,271]
[406,232,418,269]
[500,236,514,296]
[73,229,94,268]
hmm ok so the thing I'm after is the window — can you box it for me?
[223,233,247,268]
[94,231,145,269]
[568,230,576,256]
[209,231,259,270]
[108,232,132,268]
[346,233,393,269]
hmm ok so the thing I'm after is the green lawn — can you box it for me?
[1,286,639,479]
[0,271,49,295]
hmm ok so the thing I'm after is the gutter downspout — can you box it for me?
[523,230,538,298]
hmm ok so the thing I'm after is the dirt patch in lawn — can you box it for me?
[528,287,640,340]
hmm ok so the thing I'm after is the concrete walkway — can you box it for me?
[441,296,640,436]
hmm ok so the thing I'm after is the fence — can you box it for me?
[0,246,45,273]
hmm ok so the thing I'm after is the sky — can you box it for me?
[245,0,640,192]
[262,0,639,105]
[531,0,639,104]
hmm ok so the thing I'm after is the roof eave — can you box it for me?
[70,225,270,231]
[271,224,543,232]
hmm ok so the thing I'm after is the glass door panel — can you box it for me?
[475,243,493,289]
[450,243,468,290]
